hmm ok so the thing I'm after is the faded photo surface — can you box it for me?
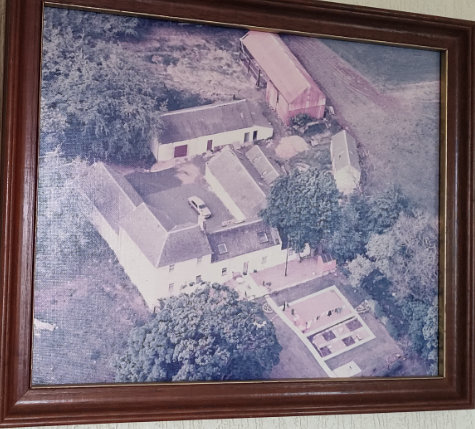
[32,6,440,385]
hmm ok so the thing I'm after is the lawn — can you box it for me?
[32,242,149,385]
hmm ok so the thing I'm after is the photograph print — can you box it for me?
[32,5,441,385]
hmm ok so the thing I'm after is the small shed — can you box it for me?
[240,31,326,124]
[330,130,361,195]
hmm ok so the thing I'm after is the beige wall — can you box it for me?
[5,0,473,428]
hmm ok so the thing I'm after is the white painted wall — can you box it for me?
[152,125,273,162]
[207,243,290,281]
[18,0,474,428]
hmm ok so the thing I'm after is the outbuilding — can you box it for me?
[240,31,326,124]
[330,130,361,195]
[151,99,273,162]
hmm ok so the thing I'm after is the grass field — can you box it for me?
[321,38,440,90]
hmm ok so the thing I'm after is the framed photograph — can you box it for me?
[1,0,473,425]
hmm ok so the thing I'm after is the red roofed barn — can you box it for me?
[240,31,326,124]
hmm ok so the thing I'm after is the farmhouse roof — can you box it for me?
[240,31,325,103]
[159,99,272,144]
[330,130,360,173]
[84,162,142,232]
[119,203,168,266]
[245,145,280,185]
[206,147,267,219]
[158,225,212,267]
[208,220,280,262]
[119,204,211,267]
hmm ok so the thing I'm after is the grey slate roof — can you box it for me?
[330,130,360,173]
[245,145,280,185]
[158,225,212,267]
[206,147,267,219]
[85,162,143,232]
[119,203,168,267]
[119,204,211,267]
[208,220,281,262]
[159,99,272,144]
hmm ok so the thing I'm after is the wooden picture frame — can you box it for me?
[0,0,473,425]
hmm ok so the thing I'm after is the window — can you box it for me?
[244,132,250,143]
[169,264,175,272]
[261,256,267,265]
[197,256,202,264]
[196,275,202,283]
[217,243,228,254]
[168,283,175,293]
[252,130,258,141]
[221,267,228,276]
[257,231,269,243]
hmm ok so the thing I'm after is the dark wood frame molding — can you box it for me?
[1,0,473,426]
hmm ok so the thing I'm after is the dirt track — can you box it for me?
[284,36,440,213]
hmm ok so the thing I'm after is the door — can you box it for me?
[243,261,249,275]
[174,144,188,158]
[252,130,258,141]
[207,139,213,151]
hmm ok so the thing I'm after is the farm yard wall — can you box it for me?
[151,125,273,162]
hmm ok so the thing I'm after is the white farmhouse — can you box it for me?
[330,130,361,195]
[151,99,274,162]
[84,160,293,310]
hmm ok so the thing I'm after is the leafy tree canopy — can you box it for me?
[261,167,341,253]
[115,284,282,382]
[328,186,409,264]
[365,209,438,301]
[41,8,165,163]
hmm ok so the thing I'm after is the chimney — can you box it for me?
[198,214,206,233]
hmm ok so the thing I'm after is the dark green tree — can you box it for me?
[402,296,438,375]
[261,167,341,256]
[41,7,165,163]
[366,186,409,234]
[328,187,408,264]
[114,284,282,382]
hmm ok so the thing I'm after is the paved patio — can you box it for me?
[251,256,336,292]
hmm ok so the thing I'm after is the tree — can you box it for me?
[261,168,341,255]
[41,7,165,163]
[114,284,282,382]
[365,210,438,301]
[366,186,409,234]
[402,296,438,375]
[328,187,408,264]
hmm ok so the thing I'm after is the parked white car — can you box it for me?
[187,196,212,218]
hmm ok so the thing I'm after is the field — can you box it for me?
[284,35,440,214]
